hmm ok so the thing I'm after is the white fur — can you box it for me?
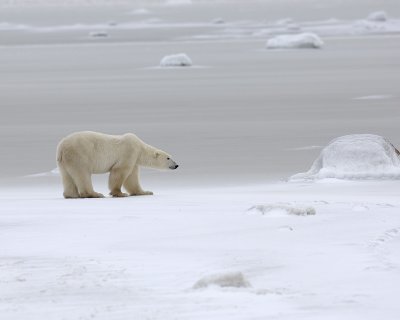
[56,131,178,198]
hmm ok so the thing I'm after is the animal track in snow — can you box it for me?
[370,228,400,249]
[368,227,400,270]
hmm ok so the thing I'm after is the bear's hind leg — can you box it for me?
[109,167,130,197]
[123,166,153,196]
[59,165,79,199]
[68,167,104,198]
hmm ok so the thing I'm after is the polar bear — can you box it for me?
[56,131,178,198]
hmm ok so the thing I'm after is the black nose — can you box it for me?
[175,165,179,169]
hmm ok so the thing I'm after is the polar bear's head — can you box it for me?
[152,150,179,170]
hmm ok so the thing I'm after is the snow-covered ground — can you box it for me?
[1,180,400,320]
[1,0,400,319]
[1,0,400,45]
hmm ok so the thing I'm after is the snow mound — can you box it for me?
[193,272,251,289]
[266,33,323,49]
[291,134,400,181]
[160,53,192,67]
[367,11,388,22]
[248,204,316,216]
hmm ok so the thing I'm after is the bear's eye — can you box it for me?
[167,157,170,160]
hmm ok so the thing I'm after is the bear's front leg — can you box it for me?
[109,167,129,197]
[123,166,153,196]
[110,190,129,197]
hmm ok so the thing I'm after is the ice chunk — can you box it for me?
[291,134,400,180]
[160,53,192,67]
[165,0,192,5]
[193,272,250,289]
[367,11,388,22]
[248,204,316,216]
[266,33,323,49]
[211,18,225,24]
[129,8,151,15]
[88,31,108,38]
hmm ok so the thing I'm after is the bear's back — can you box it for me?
[57,131,142,173]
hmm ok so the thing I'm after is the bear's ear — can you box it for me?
[155,152,160,159]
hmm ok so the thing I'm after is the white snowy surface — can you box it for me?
[351,19,400,34]
[26,167,60,178]
[1,15,400,42]
[160,53,193,67]
[266,33,323,49]
[247,18,400,41]
[291,134,400,181]
[1,181,400,320]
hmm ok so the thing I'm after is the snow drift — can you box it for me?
[248,204,316,216]
[193,272,250,289]
[26,167,60,178]
[266,33,323,49]
[291,134,400,180]
[160,53,192,67]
